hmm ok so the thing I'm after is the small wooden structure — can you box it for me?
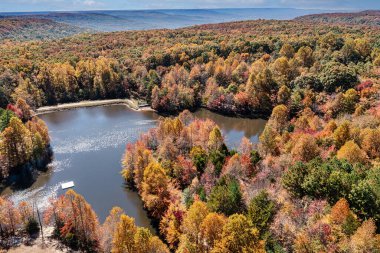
[61,181,75,190]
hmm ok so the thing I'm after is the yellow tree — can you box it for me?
[259,125,278,156]
[337,140,367,164]
[179,201,209,252]
[112,214,169,253]
[333,122,351,149]
[349,219,380,252]
[121,141,153,190]
[94,58,120,98]
[134,227,169,253]
[291,134,320,162]
[279,43,295,59]
[295,46,314,68]
[208,127,224,151]
[269,104,289,133]
[141,161,172,219]
[360,128,380,159]
[26,117,50,145]
[101,206,125,252]
[0,117,32,168]
[271,57,294,85]
[199,213,227,252]
[212,214,264,253]
[112,214,137,253]
[50,63,78,102]
[246,68,276,114]
[12,78,43,108]
[75,60,96,99]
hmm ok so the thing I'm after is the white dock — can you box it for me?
[61,181,75,190]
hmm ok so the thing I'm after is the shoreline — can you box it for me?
[35,100,269,121]
[35,98,155,115]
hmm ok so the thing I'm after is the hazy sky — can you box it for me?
[0,0,379,12]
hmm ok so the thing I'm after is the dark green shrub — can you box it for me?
[25,218,40,236]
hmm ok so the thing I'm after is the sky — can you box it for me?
[0,0,379,12]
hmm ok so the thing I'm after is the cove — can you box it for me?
[1,105,266,231]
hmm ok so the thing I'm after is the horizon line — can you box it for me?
[0,6,367,14]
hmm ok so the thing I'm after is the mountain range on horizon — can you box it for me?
[0,8,378,41]
[0,8,344,32]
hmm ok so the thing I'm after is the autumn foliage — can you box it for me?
[0,99,50,180]
[2,15,380,252]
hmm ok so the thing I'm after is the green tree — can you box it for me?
[207,175,246,216]
[319,62,358,93]
[282,162,308,198]
[247,191,275,235]
[190,146,208,173]
[209,145,228,176]
[349,181,378,221]
[291,74,323,92]
[0,109,15,132]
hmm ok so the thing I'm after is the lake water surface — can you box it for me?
[1,105,266,230]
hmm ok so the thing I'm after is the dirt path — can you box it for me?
[35,98,154,115]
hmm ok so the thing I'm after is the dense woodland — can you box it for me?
[0,98,50,181]
[296,11,380,27]
[0,19,378,118]
[0,17,87,41]
[1,13,380,252]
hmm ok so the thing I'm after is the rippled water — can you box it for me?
[1,105,266,230]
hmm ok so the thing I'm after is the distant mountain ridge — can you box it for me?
[1,8,378,41]
[295,10,380,26]
[0,8,336,32]
[0,17,87,41]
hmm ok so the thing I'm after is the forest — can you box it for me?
[0,17,87,41]
[0,98,50,182]
[0,13,380,252]
[296,10,380,26]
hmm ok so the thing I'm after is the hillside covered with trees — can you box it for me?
[1,18,379,117]
[1,12,380,252]
[296,10,380,26]
[0,17,88,41]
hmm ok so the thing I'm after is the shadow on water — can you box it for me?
[0,147,53,194]
[193,108,267,148]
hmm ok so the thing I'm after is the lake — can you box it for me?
[1,105,266,230]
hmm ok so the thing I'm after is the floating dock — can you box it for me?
[61,181,75,190]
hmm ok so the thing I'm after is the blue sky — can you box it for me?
[0,0,379,12]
